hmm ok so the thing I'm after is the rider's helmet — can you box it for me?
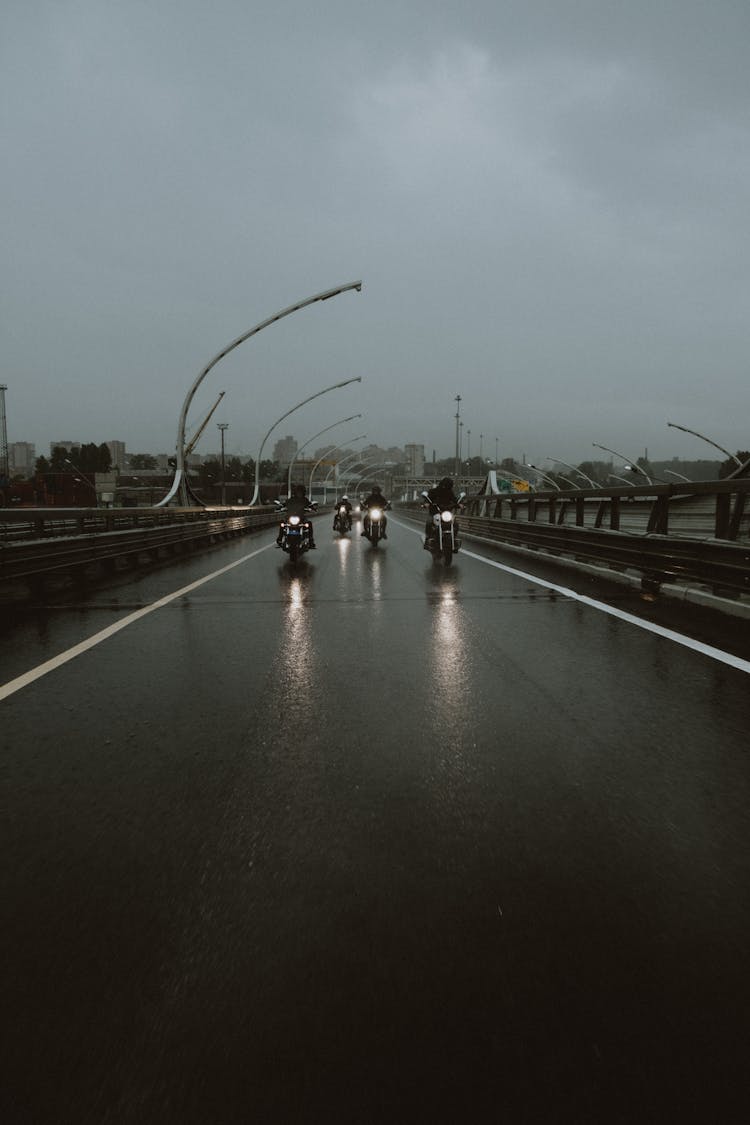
[439,477,453,489]
[342,494,348,500]
[372,484,382,494]
[293,483,306,497]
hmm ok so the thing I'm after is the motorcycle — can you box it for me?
[278,511,314,563]
[362,503,390,546]
[422,490,466,564]
[333,504,352,535]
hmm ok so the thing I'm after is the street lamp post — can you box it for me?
[608,473,634,486]
[454,395,462,478]
[157,280,363,507]
[666,421,742,467]
[64,457,97,506]
[309,434,367,500]
[286,414,362,495]
[524,463,561,491]
[592,442,653,484]
[249,376,362,506]
[546,456,597,488]
[495,437,499,469]
[217,422,228,505]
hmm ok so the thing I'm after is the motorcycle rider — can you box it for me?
[276,483,317,548]
[333,494,353,530]
[361,484,389,539]
[424,476,461,549]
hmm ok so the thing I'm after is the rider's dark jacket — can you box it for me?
[427,484,459,509]
[285,494,313,519]
[363,492,387,511]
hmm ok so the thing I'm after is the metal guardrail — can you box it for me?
[0,505,281,589]
[402,479,750,596]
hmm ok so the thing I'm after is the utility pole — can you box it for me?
[454,394,462,478]
[217,422,228,505]
[0,385,8,482]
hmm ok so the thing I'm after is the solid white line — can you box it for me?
[0,543,272,702]
[396,518,750,675]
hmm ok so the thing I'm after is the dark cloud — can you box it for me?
[2,0,748,466]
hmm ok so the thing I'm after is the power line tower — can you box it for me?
[0,385,8,482]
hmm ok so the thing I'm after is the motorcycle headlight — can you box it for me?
[371,507,382,520]
[289,515,300,525]
[440,510,453,523]
[339,507,346,515]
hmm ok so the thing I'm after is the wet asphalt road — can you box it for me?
[3,514,749,1123]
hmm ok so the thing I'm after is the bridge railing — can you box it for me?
[402,479,750,597]
[0,505,281,590]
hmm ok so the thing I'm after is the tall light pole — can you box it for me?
[64,457,97,505]
[546,457,597,487]
[592,442,653,484]
[454,395,462,478]
[479,433,483,464]
[217,422,228,505]
[666,421,742,467]
[495,436,499,469]
[328,452,382,492]
[157,280,362,507]
[287,413,362,495]
[524,463,561,491]
[664,468,692,482]
[309,434,367,499]
[248,376,362,505]
[467,429,471,468]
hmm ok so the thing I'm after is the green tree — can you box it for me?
[197,458,221,486]
[259,459,280,481]
[49,445,71,472]
[225,456,243,482]
[35,454,50,474]
[130,454,158,470]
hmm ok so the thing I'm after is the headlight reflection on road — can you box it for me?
[428,586,473,792]
[278,577,315,697]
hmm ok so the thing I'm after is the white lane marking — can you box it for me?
[0,543,273,702]
[395,518,750,675]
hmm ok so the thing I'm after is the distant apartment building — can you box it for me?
[273,435,298,466]
[107,440,127,471]
[404,443,425,475]
[9,441,36,476]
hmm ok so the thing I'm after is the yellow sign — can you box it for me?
[511,479,530,492]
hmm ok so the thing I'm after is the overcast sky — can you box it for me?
[3,0,749,469]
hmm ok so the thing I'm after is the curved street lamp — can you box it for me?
[333,455,387,495]
[546,456,597,488]
[309,434,367,498]
[608,473,635,486]
[286,414,362,495]
[322,446,373,488]
[347,461,396,496]
[524,463,561,491]
[156,280,362,507]
[592,442,653,484]
[249,376,362,505]
[666,421,742,467]
[664,468,692,483]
